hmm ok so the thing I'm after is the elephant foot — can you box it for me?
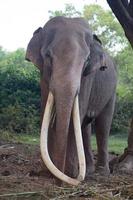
[85,165,95,179]
[95,165,110,176]
[113,148,133,174]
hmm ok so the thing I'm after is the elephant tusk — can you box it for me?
[40,91,80,186]
[73,95,86,181]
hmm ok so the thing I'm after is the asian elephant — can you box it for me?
[26,16,117,185]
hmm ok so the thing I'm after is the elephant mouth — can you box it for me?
[40,91,86,186]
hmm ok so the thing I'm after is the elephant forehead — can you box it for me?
[49,34,89,61]
[44,24,89,48]
[53,37,78,54]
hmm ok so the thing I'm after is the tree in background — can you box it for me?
[83,4,127,54]
[107,0,133,174]
[49,3,81,18]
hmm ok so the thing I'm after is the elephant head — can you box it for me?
[26,16,107,185]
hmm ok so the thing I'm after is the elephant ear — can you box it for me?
[83,34,107,76]
[33,27,42,35]
[25,27,43,70]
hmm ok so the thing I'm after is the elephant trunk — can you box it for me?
[40,89,86,185]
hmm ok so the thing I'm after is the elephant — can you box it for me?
[26,16,117,185]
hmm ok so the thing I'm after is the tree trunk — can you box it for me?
[107,0,133,137]
[107,0,133,48]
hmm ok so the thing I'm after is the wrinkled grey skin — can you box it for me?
[26,16,117,179]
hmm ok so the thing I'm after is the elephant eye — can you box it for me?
[100,66,107,71]
[43,50,53,78]
[44,50,53,66]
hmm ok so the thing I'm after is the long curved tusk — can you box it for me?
[40,91,80,186]
[73,95,86,181]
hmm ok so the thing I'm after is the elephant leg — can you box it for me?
[115,119,133,174]
[65,120,79,178]
[95,95,116,175]
[65,122,95,179]
[82,124,95,178]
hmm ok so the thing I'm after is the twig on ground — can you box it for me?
[0,191,46,198]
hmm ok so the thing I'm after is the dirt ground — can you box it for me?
[0,142,132,200]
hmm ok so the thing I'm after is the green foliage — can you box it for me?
[83,4,127,53]
[112,44,133,133]
[0,48,40,135]
[116,45,133,93]
[48,3,81,18]
[112,98,132,134]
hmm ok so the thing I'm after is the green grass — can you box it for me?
[15,134,40,144]
[91,134,128,154]
[0,131,128,154]
[0,131,40,145]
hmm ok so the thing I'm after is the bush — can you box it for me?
[0,104,40,134]
[0,48,40,135]
[111,98,133,134]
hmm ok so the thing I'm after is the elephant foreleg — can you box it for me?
[95,95,116,175]
[65,120,79,178]
[82,124,95,178]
